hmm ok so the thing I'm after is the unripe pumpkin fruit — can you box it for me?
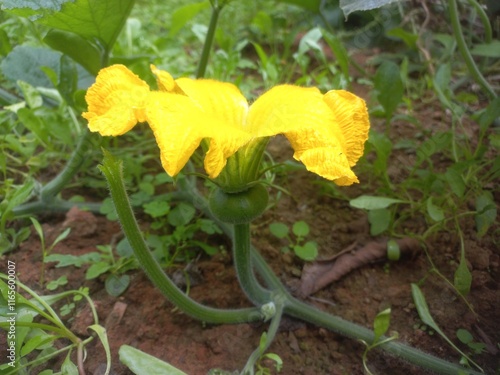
[209,184,269,224]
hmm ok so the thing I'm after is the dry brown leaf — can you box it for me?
[299,237,420,297]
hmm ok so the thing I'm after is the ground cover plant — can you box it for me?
[0,0,498,374]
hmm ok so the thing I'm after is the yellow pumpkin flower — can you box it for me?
[83,64,369,190]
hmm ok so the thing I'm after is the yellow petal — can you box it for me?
[248,85,361,184]
[298,146,359,185]
[150,65,185,94]
[323,90,370,166]
[146,92,251,177]
[175,77,249,128]
[82,65,150,136]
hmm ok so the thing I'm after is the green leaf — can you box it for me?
[1,45,93,90]
[340,0,400,17]
[426,197,445,222]
[368,208,391,236]
[143,200,170,218]
[44,29,103,76]
[17,80,43,108]
[444,166,466,198]
[454,252,472,296]
[293,241,318,261]
[386,27,418,49]
[88,325,112,374]
[6,0,135,54]
[478,97,500,132]
[470,40,500,57]
[292,221,309,237]
[85,261,111,280]
[167,203,195,227]
[116,237,133,257]
[2,46,62,88]
[105,274,130,297]
[169,1,210,37]
[411,284,483,372]
[45,252,99,268]
[350,195,404,210]
[322,31,350,80]
[373,308,391,342]
[475,191,496,237]
[0,28,12,56]
[269,222,289,239]
[456,328,473,344]
[46,275,68,291]
[278,0,321,12]
[374,60,403,119]
[119,345,188,375]
[61,351,79,374]
[367,130,393,174]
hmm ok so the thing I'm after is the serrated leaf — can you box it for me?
[340,0,401,17]
[6,0,135,53]
[119,345,188,375]
[350,195,404,210]
[143,200,170,218]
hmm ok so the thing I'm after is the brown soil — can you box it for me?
[2,88,499,375]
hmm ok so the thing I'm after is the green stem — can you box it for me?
[12,199,101,217]
[466,0,492,43]
[99,150,263,324]
[240,301,284,375]
[448,0,496,99]
[41,129,94,201]
[177,178,483,375]
[233,224,272,304]
[196,0,223,78]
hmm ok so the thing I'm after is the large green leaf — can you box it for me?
[340,0,401,17]
[44,29,103,75]
[1,45,93,89]
[3,0,135,54]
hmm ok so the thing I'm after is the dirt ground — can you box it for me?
[2,79,499,374]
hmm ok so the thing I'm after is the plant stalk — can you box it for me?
[99,150,264,324]
[448,0,496,99]
[196,1,223,78]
